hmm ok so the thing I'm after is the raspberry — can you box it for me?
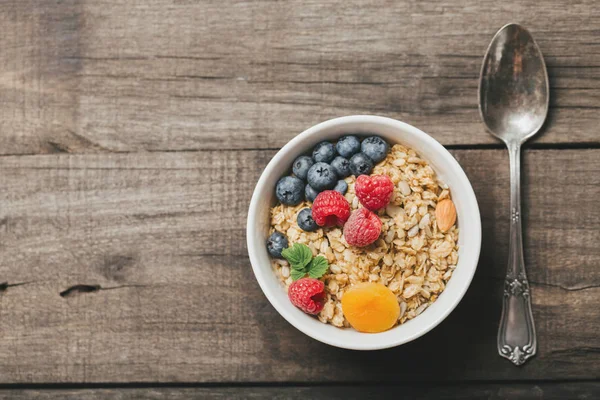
[311,190,351,227]
[343,208,382,247]
[288,278,326,315]
[354,174,394,211]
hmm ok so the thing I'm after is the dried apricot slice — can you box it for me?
[341,282,400,333]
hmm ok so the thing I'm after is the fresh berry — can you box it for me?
[267,231,288,258]
[354,175,394,211]
[307,162,338,191]
[312,141,336,163]
[349,152,374,176]
[292,155,314,181]
[312,190,351,227]
[333,180,348,195]
[361,136,389,163]
[330,156,351,178]
[276,176,305,206]
[305,184,319,202]
[288,278,326,315]
[336,135,361,158]
[297,208,318,232]
[343,208,382,247]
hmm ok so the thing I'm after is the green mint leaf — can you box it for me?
[289,257,310,281]
[281,243,313,270]
[307,256,329,279]
[290,268,306,281]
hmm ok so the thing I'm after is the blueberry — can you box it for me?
[292,155,314,181]
[297,208,318,232]
[336,135,361,158]
[307,162,338,191]
[333,180,348,195]
[330,156,351,178]
[361,136,389,163]
[305,184,319,202]
[349,152,374,176]
[267,231,288,258]
[312,141,336,163]
[275,176,305,206]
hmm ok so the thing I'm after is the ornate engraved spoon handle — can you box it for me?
[498,143,537,366]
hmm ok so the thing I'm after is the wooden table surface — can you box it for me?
[0,0,599,398]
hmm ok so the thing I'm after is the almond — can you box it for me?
[435,199,456,232]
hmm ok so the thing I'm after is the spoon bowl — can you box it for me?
[479,23,549,143]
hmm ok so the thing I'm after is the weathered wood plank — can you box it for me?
[1,382,599,399]
[1,0,600,155]
[0,149,598,383]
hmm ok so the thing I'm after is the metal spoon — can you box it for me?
[479,23,549,366]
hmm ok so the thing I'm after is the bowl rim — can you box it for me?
[247,115,481,350]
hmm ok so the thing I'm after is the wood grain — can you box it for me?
[1,382,599,399]
[1,0,600,155]
[0,149,598,383]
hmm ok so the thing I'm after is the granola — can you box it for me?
[269,144,459,328]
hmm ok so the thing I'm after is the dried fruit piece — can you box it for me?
[288,278,326,315]
[343,208,382,247]
[341,282,400,333]
[435,199,457,232]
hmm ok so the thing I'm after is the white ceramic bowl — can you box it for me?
[247,115,481,350]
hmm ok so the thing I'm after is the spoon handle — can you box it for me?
[497,143,537,366]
